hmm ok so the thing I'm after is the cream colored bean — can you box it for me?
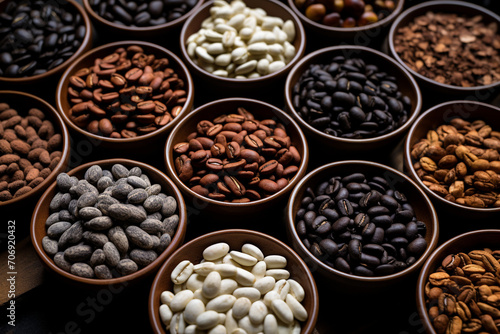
[263,291,280,308]
[253,276,275,295]
[220,278,239,295]
[215,53,232,67]
[233,287,261,302]
[186,273,205,292]
[227,13,245,28]
[193,289,210,305]
[277,319,299,334]
[230,250,258,266]
[170,312,186,334]
[242,244,264,261]
[283,20,295,42]
[287,279,305,303]
[232,297,252,319]
[225,309,239,333]
[174,283,184,294]
[232,329,249,334]
[184,324,197,334]
[161,290,175,306]
[187,42,197,58]
[249,301,267,325]
[205,30,224,42]
[266,269,290,280]
[195,46,215,64]
[215,23,236,34]
[247,43,268,56]
[203,271,222,299]
[171,260,194,284]
[273,26,287,44]
[239,316,263,334]
[231,47,248,65]
[207,43,226,55]
[213,69,229,77]
[203,243,230,261]
[206,294,237,312]
[251,261,267,280]
[264,255,287,269]
[223,253,242,267]
[273,280,290,300]
[271,299,293,325]
[285,294,308,322]
[214,263,238,277]
[267,44,283,57]
[197,310,220,330]
[171,289,194,313]
[159,304,173,325]
[218,312,227,325]
[194,262,216,276]
[222,31,237,48]
[208,324,227,334]
[248,31,266,44]
[239,27,254,40]
[243,15,257,29]
[283,42,295,62]
[263,314,278,334]
[235,267,255,286]
[184,299,206,325]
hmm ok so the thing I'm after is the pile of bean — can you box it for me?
[67,45,187,138]
[424,248,500,333]
[42,163,179,279]
[160,242,308,333]
[0,103,63,201]
[295,172,428,276]
[185,0,297,78]
[172,107,301,202]
[292,55,412,139]
[411,118,500,208]
[0,0,87,77]
[88,0,197,27]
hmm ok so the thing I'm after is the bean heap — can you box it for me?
[160,242,308,333]
[67,45,187,138]
[295,172,428,276]
[411,118,500,208]
[173,107,301,202]
[185,0,297,78]
[0,0,87,77]
[0,102,63,201]
[42,163,179,279]
[292,55,412,139]
[425,248,500,334]
[89,0,198,27]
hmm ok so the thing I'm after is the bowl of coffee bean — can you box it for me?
[416,229,500,334]
[286,160,439,290]
[164,97,309,218]
[82,0,204,41]
[179,0,306,92]
[404,100,500,220]
[149,228,319,334]
[0,90,70,214]
[55,40,194,153]
[285,45,422,152]
[30,158,187,288]
[287,0,404,46]
[389,0,500,99]
[0,0,93,85]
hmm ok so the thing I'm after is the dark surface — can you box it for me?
[1,0,500,333]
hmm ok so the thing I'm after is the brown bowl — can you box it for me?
[0,0,93,86]
[30,158,187,288]
[164,97,309,218]
[284,45,422,153]
[416,229,500,334]
[404,100,500,220]
[82,0,204,41]
[287,0,404,47]
[388,0,500,100]
[149,228,319,334]
[0,90,70,214]
[179,0,306,93]
[285,160,439,291]
[55,40,194,153]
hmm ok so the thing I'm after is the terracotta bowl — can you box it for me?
[179,0,306,93]
[287,0,404,47]
[164,97,309,217]
[55,40,194,153]
[0,90,70,214]
[416,229,500,334]
[82,0,204,41]
[388,0,500,100]
[30,158,187,288]
[0,0,93,86]
[285,160,439,291]
[284,45,422,152]
[404,100,500,221]
[149,228,319,334]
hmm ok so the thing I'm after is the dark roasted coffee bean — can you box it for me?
[312,216,331,235]
[319,239,338,257]
[337,198,353,216]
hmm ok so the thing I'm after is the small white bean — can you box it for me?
[266,269,290,280]
[203,271,222,299]
[214,263,238,277]
[184,299,206,325]
[213,69,229,77]
[194,262,216,276]
[251,261,267,280]
[227,13,245,28]
[225,309,239,333]
[286,294,308,322]
[287,279,305,302]
[230,250,258,266]
[262,17,284,30]
[273,26,288,44]
[235,267,256,286]
[239,27,254,40]
[173,283,184,294]
[220,278,239,295]
[218,312,226,325]
[248,31,266,44]
[253,276,275,295]
[193,289,210,305]
[186,273,205,292]
[196,310,220,330]
[243,15,257,29]
[231,47,248,65]
[195,46,215,64]
[170,312,186,334]
[215,53,232,67]
[159,304,173,325]
[184,324,197,334]
[267,43,283,57]
[247,42,268,56]
[160,291,175,306]
[283,20,296,42]
[232,297,252,319]
[171,289,194,313]
[249,301,267,325]
[222,30,237,48]
[263,314,278,334]
[206,294,237,312]
[215,23,236,34]
[239,316,263,334]
[204,243,230,261]
[187,42,197,58]
[263,291,280,308]
[233,287,261,302]
[205,29,223,42]
[171,260,194,284]
[273,279,290,300]
[232,329,249,334]
[222,253,242,267]
[271,299,294,325]
[207,43,226,55]
[283,42,296,62]
[242,244,264,261]
[208,324,227,334]
[264,255,287,269]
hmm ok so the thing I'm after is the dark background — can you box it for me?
[1,0,500,333]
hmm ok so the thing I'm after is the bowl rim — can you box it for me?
[164,97,310,208]
[388,0,500,92]
[179,0,306,84]
[0,90,70,208]
[30,158,188,286]
[416,229,500,334]
[0,0,93,84]
[287,0,405,33]
[55,40,194,144]
[82,0,205,33]
[404,99,500,213]
[286,159,440,282]
[284,44,423,145]
[148,228,320,334]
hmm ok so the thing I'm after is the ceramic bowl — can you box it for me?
[149,228,319,334]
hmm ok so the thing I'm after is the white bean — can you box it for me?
[232,329,249,334]
[204,243,230,261]
[283,42,296,62]
[239,316,263,334]
[253,276,275,295]
[186,273,205,292]
[203,271,222,299]
[271,299,293,325]
[207,43,226,55]
[273,280,290,300]
[242,244,264,261]
[235,267,255,286]
[233,287,261,302]
[230,250,258,266]
[225,309,239,333]
[247,42,268,56]
[215,23,236,33]
[283,20,296,42]
[159,304,173,325]
[205,29,224,42]
[222,31,237,48]
[287,279,305,302]
[184,324,197,334]
[208,324,227,334]
[195,46,215,64]
[184,299,206,325]
[267,43,283,57]
[214,263,238,277]
[263,314,278,334]
[171,289,194,313]
[194,262,216,276]
[160,291,175,306]
[264,255,287,269]
[197,310,220,330]
[220,278,239,295]
[263,291,280,308]
[193,289,210,305]
[248,31,266,44]
[251,261,267,280]
[265,269,289,280]
[227,13,245,28]
[249,301,267,325]
[171,260,194,284]
[232,297,252,319]
[170,312,186,334]
[285,294,308,322]
[206,294,237,312]
[231,47,248,65]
